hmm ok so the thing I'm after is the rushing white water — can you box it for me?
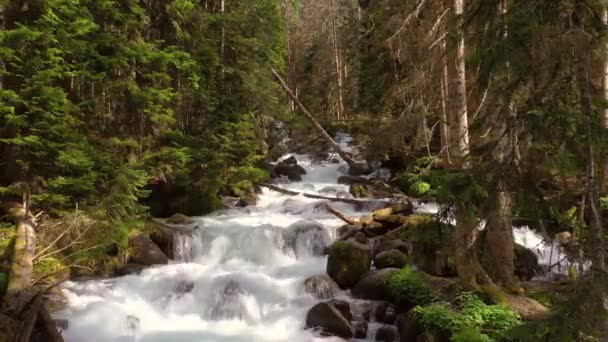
[57,136,372,342]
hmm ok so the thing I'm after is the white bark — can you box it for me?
[454,0,469,163]
[603,6,608,129]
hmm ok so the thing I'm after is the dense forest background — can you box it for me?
[1,0,608,341]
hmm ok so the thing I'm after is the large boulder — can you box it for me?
[374,302,398,324]
[209,280,249,321]
[305,301,354,339]
[353,321,368,339]
[128,232,168,265]
[351,268,400,301]
[327,240,372,289]
[374,249,409,269]
[275,156,306,181]
[304,275,340,299]
[375,325,399,341]
[283,221,330,258]
[396,313,424,342]
[514,243,540,281]
[374,238,411,256]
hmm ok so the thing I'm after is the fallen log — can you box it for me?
[270,67,370,175]
[324,204,358,225]
[258,183,396,210]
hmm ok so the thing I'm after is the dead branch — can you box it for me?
[270,66,370,174]
[324,204,358,225]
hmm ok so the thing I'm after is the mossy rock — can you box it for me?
[350,184,372,198]
[388,266,459,306]
[327,240,372,289]
[166,213,194,225]
[374,249,409,269]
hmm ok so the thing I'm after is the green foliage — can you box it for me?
[0,0,287,257]
[413,293,520,342]
[410,181,431,197]
[388,266,438,305]
[600,197,608,212]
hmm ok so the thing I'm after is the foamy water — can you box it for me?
[57,135,370,342]
[55,133,566,341]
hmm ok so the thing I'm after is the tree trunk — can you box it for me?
[484,0,515,289]
[329,0,345,120]
[439,0,452,167]
[270,66,370,174]
[450,0,494,290]
[485,181,515,287]
[454,205,493,290]
[453,0,469,163]
[603,6,608,130]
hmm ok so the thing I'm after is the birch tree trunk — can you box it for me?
[439,0,452,167]
[453,0,469,163]
[603,6,608,129]
[329,0,345,120]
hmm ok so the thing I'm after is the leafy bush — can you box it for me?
[410,181,431,197]
[388,266,438,305]
[413,293,520,342]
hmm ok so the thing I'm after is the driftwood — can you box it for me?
[258,183,394,210]
[324,204,358,225]
[270,67,370,174]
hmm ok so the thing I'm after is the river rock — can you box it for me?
[128,232,169,265]
[360,220,387,237]
[351,268,399,301]
[281,155,298,166]
[209,280,248,321]
[115,263,146,276]
[515,243,540,281]
[396,313,425,342]
[284,221,330,258]
[166,213,194,225]
[327,240,372,289]
[374,249,409,269]
[304,275,340,299]
[350,181,401,199]
[337,224,360,240]
[353,321,368,338]
[275,157,306,181]
[374,238,411,256]
[374,302,398,324]
[337,175,368,185]
[375,325,399,341]
[305,301,354,339]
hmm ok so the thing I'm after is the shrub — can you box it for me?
[388,266,437,305]
[413,292,520,341]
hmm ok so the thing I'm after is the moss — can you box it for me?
[388,266,438,305]
[327,240,371,288]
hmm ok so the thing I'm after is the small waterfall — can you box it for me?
[173,230,202,262]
